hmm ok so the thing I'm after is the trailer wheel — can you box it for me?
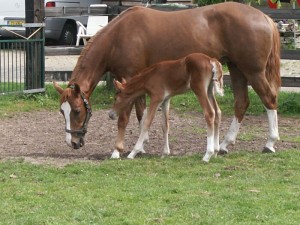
[59,22,76,45]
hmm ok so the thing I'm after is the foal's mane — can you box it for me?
[122,66,156,97]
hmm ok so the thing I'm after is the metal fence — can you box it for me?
[0,24,45,94]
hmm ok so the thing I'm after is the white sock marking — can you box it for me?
[220,117,241,152]
[265,108,279,152]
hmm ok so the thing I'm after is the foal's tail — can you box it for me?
[210,59,224,97]
[265,16,281,93]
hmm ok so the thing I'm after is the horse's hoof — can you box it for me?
[262,147,275,153]
[127,153,135,159]
[110,150,120,159]
[202,158,209,163]
[202,154,212,163]
[218,149,228,155]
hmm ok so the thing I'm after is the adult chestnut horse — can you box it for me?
[109,53,224,162]
[54,2,281,158]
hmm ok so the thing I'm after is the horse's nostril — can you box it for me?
[72,141,81,149]
[80,138,85,147]
[109,110,117,120]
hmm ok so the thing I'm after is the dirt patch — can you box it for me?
[0,109,299,167]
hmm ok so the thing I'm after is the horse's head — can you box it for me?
[54,82,92,149]
[109,78,130,120]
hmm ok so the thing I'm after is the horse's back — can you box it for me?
[103,2,277,76]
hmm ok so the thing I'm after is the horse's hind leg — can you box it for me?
[135,95,149,143]
[248,73,279,153]
[161,98,171,157]
[111,103,134,159]
[219,64,249,154]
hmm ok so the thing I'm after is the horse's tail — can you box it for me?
[210,59,224,97]
[265,16,281,93]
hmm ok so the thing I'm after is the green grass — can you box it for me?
[0,84,299,118]
[0,82,24,93]
[171,85,300,117]
[0,84,299,224]
[1,151,300,224]
[0,84,115,118]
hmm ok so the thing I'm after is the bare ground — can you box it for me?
[0,109,299,167]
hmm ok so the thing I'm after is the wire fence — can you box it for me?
[0,24,45,94]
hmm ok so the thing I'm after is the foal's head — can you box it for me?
[109,78,133,120]
[54,82,92,149]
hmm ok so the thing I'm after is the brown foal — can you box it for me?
[109,53,224,162]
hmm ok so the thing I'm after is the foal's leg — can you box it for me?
[128,99,162,159]
[135,95,149,143]
[208,91,222,157]
[111,103,134,159]
[192,89,215,162]
[161,98,171,157]
[219,65,249,154]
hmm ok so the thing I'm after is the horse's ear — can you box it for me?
[73,83,81,95]
[113,79,124,91]
[53,81,64,94]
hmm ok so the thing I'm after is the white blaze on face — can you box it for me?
[61,101,72,147]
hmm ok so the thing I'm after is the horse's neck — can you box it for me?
[70,52,107,97]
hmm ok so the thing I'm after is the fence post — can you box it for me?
[25,0,45,91]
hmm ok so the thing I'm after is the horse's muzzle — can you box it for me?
[108,110,118,120]
[72,137,85,149]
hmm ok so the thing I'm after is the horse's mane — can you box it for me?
[70,8,137,83]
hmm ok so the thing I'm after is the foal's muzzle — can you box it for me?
[109,110,118,120]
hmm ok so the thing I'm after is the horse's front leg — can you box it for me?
[161,98,171,157]
[128,100,161,159]
[111,103,134,159]
[219,65,248,154]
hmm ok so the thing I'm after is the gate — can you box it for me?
[0,23,45,94]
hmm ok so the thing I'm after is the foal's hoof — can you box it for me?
[218,149,228,155]
[262,147,275,154]
[110,150,120,159]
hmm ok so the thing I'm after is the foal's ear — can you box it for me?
[53,81,64,94]
[121,78,127,85]
[113,79,125,91]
